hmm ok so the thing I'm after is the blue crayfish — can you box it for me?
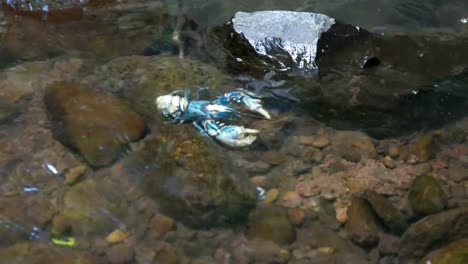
[155,87,270,147]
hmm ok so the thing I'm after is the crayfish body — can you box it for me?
[155,88,270,147]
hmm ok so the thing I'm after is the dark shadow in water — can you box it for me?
[308,68,468,138]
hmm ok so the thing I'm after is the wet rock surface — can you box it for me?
[82,55,237,119]
[419,239,468,264]
[0,242,96,263]
[332,130,377,162]
[399,206,468,261]
[223,11,369,76]
[218,10,372,76]
[407,175,446,217]
[122,124,257,228]
[364,191,408,234]
[60,178,132,237]
[346,197,380,247]
[218,11,468,138]
[44,82,147,167]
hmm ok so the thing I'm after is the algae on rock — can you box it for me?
[346,196,380,247]
[44,82,147,167]
[123,124,257,228]
[82,55,237,119]
[407,175,446,217]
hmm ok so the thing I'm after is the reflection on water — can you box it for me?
[0,0,467,263]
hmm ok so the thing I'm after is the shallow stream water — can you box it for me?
[0,1,468,263]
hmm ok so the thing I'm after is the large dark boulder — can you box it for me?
[399,206,468,262]
[82,55,237,120]
[364,191,408,235]
[121,124,257,228]
[216,10,468,138]
[217,10,372,77]
[407,175,446,218]
[418,239,468,264]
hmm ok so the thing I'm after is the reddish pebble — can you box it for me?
[432,159,449,169]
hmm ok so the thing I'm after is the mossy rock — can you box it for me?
[346,196,380,247]
[409,133,434,162]
[83,55,236,120]
[306,221,365,254]
[364,191,408,234]
[418,239,468,264]
[407,175,446,217]
[332,131,377,162]
[0,242,96,264]
[399,207,468,261]
[246,205,296,246]
[438,127,466,144]
[123,123,257,228]
[44,82,147,167]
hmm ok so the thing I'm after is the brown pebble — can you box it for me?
[250,176,266,187]
[106,229,129,244]
[263,189,279,204]
[287,207,305,225]
[311,134,330,149]
[388,145,400,157]
[312,166,321,177]
[335,207,348,223]
[282,191,302,208]
[383,156,397,169]
[153,214,175,234]
[318,247,334,254]
[64,164,87,185]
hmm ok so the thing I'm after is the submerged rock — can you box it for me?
[409,133,434,163]
[57,178,132,237]
[332,131,377,162]
[399,206,468,261]
[407,175,446,217]
[82,55,236,119]
[44,82,147,167]
[364,191,408,234]
[438,127,466,144]
[0,242,95,263]
[246,205,296,246]
[217,11,468,138]
[219,10,371,76]
[0,96,17,123]
[297,221,365,255]
[123,124,257,228]
[245,239,290,263]
[419,239,468,264]
[345,197,380,247]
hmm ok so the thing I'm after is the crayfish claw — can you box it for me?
[217,89,271,120]
[256,108,271,120]
[242,128,260,134]
[201,120,259,147]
